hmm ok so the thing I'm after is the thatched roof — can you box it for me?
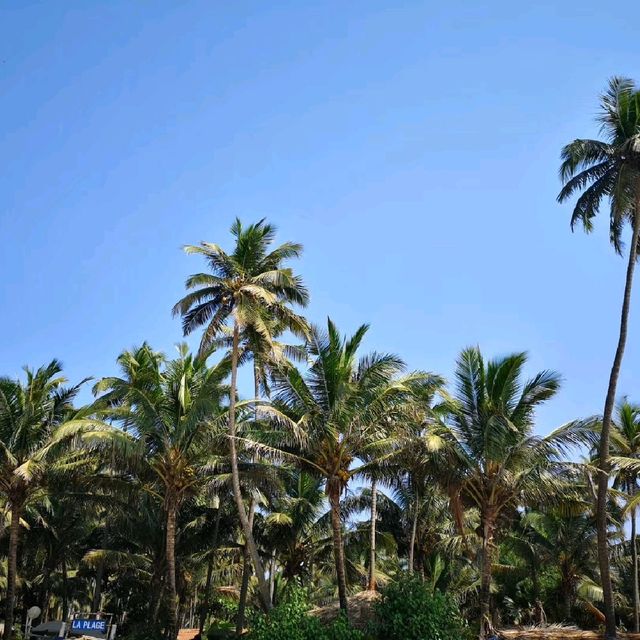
[309,590,381,629]
[500,626,640,639]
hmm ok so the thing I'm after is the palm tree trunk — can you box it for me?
[4,502,21,640]
[563,584,572,622]
[479,510,496,640]
[62,555,69,621]
[532,562,543,625]
[329,485,348,612]
[408,494,419,575]
[199,506,222,634]
[235,362,266,631]
[228,320,271,611]
[150,554,164,620]
[596,196,640,640]
[632,504,639,633]
[39,555,52,623]
[92,558,104,611]
[236,501,256,635]
[199,557,214,634]
[166,500,179,640]
[368,478,377,591]
[269,550,276,604]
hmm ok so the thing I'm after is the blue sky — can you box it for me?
[2,0,640,434]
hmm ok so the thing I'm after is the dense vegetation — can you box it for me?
[2,78,640,640]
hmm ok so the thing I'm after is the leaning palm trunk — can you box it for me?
[368,478,377,591]
[4,502,21,640]
[633,502,639,633]
[329,483,349,612]
[235,366,265,628]
[236,549,252,635]
[229,321,271,611]
[597,197,640,639]
[199,506,222,633]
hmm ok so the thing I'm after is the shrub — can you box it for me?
[121,628,164,640]
[371,575,471,640]
[248,586,363,640]
[324,612,365,640]
[205,620,234,639]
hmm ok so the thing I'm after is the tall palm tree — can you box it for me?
[385,385,449,574]
[440,347,562,639]
[172,218,309,610]
[558,77,640,639]
[609,400,640,631]
[269,319,424,612]
[93,343,229,640]
[0,361,114,640]
[211,316,307,628]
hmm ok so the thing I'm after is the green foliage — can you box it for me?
[122,628,163,640]
[248,586,363,640]
[371,575,471,640]
[324,613,365,640]
[210,595,240,624]
[206,620,234,640]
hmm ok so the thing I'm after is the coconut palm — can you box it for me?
[593,398,640,632]
[93,343,229,640]
[267,319,425,612]
[438,347,562,639]
[172,218,309,610]
[558,77,640,639]
[213,316,307,628]
[519,508,600,622]
[262,471,327,586]
[0,361,116,640]
[346,376,448,585]
[383,384,449,574]
[609,400,640,631]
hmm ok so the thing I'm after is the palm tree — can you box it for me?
[385,385,449,574]
[439,347,562,639]
[268,319,424,612]
[520,507,599,622]
[558,77,640,639]
[609,400,640,631]
[213,317,307,629]
[0,361,114,640]
[263,471,327,586]
[93,343,229,640]
[172,218,309,610]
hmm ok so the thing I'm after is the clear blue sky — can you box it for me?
[2,0,640,434]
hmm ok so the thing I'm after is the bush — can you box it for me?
[206,620,234,639]
[210,594,240,623]
[324,612,365,640]
[121,629,163,640]
[248,586,363,640]
[371,575,471,640]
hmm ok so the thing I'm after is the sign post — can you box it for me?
[70,619,108,634]
[62,612,115,639]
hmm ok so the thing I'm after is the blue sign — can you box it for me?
[71,619,107,633]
